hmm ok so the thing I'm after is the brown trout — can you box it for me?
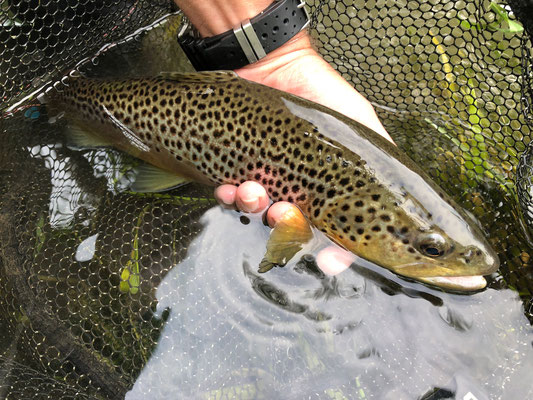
[44,71,499,290]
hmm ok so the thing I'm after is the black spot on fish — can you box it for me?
[339,178,350,186]
[296,194,307,201]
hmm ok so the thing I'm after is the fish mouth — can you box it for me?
[418,275,487,291]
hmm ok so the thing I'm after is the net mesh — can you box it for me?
[1,0,533,399]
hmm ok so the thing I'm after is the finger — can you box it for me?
[316,246,356,276]
[214,184,238,208]
[266,201,301,228]
[235,181,270,213]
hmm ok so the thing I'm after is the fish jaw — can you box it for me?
[364,257,493,291]
[418,275,487,291]
[371,250,498,291]
[376,247,498,291]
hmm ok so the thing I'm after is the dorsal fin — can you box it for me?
[158,71,238,83]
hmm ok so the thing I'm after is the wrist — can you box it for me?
[177,0,310,71]
[237,30,313,70]
[175,0,273,37]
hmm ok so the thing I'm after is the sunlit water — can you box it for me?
[126,207,533,399]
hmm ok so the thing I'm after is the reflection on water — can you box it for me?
[27,143,137,228]
[127,208,533,399]
[28,143,89,228]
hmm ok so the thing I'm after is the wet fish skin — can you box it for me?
[46,71,499,289]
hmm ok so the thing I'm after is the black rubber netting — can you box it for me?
[1,0,533,399]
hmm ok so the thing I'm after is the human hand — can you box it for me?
[175,0,389,275]
[215,182,357,276]
[209,28,386,276]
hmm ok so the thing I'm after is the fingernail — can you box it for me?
[220,196,234,206]
[242,197,259,212]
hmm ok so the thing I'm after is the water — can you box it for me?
[126,207,533,399]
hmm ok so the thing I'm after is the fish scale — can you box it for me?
[46,71,499,290]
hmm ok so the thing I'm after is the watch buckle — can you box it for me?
[298,1,311,30]
[233,19,267,64]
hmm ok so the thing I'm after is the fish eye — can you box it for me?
[415,233,449,258]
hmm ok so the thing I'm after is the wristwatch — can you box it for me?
[178,0,310,71]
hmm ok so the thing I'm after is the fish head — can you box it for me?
[322,191,499,291]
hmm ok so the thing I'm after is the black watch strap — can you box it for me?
[178,0,310,71]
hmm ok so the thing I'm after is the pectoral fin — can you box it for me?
[65,121,114,148]
[258,206,313,273]
[131,163,191,192]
